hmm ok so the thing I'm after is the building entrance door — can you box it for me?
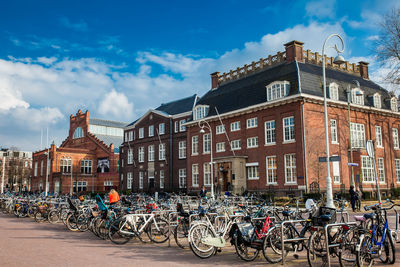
[217,162,232,192]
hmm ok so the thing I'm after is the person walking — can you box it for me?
[108,189,120,206]
[349,185,357,212]
[200,186,207,198]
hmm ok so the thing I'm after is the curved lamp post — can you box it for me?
[322,34,345,209]
[198,119,214,199]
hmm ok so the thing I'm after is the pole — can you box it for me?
[347,89,355,187]
[45,127,49,196]
[210,129,214,199]
[1,156,5,194]
[70,162,73,195]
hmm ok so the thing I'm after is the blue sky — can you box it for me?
[0,0,399,151]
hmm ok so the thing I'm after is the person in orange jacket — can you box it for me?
[108,189,120,206]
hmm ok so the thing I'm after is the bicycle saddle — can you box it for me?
[363,213,375,220]
[354,215,366,222]
[282,210,294,217]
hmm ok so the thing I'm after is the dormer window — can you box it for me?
[352,88,364,105]
[373,93,381,109]
[391,97,398,112]
[73,127,84,139]
[193,105,209,120]
[329,83,339,101]
[266,81,290,101]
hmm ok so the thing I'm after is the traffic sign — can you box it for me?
[366,140,375,158]
[348,163,359,166]
[318,156,341,162]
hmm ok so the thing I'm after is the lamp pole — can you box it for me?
[1,156,5,194]
[198,119,214,199]
[322,34,345,209]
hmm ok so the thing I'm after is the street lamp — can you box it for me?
[322,34,345,209]
[346,80,362,187]
[198,119,214,199]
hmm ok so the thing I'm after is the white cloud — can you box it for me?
[37,56,58,66]
[98,89,133,121]
[305,0,336,19]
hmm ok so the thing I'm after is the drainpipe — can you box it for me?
[169,118,173,192]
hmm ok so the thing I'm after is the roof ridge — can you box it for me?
[158,94,196,107]
[90,118,127,125]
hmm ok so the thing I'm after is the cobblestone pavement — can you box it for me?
[0,212,399,267]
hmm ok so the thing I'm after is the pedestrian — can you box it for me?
[200,185,207,198]
[108,189,120,206]
[349,185,357,212]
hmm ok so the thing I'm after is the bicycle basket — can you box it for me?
[311,206,336,226]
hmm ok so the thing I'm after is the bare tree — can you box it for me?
[375,8,400,85]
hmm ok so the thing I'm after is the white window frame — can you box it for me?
[393,128,399,149]
[178,141,186,159]
[159,123,165,135]
[193,105,209,120]
[34,161,38,176]
[391,97,398,112]
[179,119,186,132]
[124,132,128,142]
[80,159,92,174]
[284,154,297,184]
[395,159,400,183]
[191,136,198,155]
[160,170,164,189]
[377,158,385,183]
[159,143,166,160]
[231,139,241,150]
[139,172,144,189]
[216,142,225,152]
[60,158,72,174]
[283,116,295,142]
[179,169,187,188]
[192,164,199,187]
[329,82,339,101]
[216,125,225,135]
[266,156,277,185]
[203,163,211,186]
[246,117,258,129]
[148,125,154,137]
[350,123,365,148]
[332,157,340,183]
[247,165,259,180]
[174,121,178,133]
[148,145,154,162]
[230,121,241,132]
[247,137,258,148]
[73,127,84,139]
[139,128,144,139]
[203,133,211,154]
[361,156,374,183]
[330,119,338,144]
[138,147,145,163]
[266,81,290,101]
[127,149,133,165]
[373,93,381,109]
[352,88,364,105]
[265,120,276,145]
[127,172,133,189]
[376,126,383,148]
[128,131,133,141]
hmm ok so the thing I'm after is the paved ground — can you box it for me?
[0,212,399,267]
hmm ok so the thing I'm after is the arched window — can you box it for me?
[193,105,209,120]
[266,81,290,101]
[373,93,381,109]
[73,127,84,139]
[351,88,364,105]
[329,83,339,101]
[391,97,398,112]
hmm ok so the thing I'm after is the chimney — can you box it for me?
[358,61,369,80]
[284,40,304,63]
[210,72,220,89]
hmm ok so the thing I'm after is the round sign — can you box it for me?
[366,140,375,158]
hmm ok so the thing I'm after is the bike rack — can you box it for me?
[279,219,307,265]
[168,211,178,247]
[322,222,357,267]
[336,210,349,222]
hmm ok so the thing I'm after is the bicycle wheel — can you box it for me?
[66,213,79,231]
[234,230,260,261]
[34,211,46,223]
[262,226,288,263]
[97,219,109,240]
[339,227,358,266]
[48,210,60,224]
[174,219,190,249]
[148,217,169,243]
[189,223,216,259]
[307,229,328,267]
[380,231,395,264]
[77,214,89,232]
[356,233,374,267]
[136,219,152,243]
[108,218,133,245]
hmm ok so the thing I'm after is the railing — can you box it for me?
[303,49,360,74]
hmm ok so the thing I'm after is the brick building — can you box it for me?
[185,40,400,197]
[120,95,197,193]
[0,149,32,192]
[31,110,125,194]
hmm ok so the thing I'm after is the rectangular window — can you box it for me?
[396,159,400,183]
[216,142,225,152]
[128,131,133,141]
[247,137,258,148]
[330,119,338,144]
[203,133,211,154]
[60,158,72,173]
[139,172,144,189]
[149,125,154,137]
[121,159,124,168]
[127,172,133,189]
[333,160,340,183]
[393,128,399,149]
[216,125,225,134]
[73,181,87,192]
[179,169,187,188]
[40,160,44,176]
[266,156,277,184]
[159,143,166,160]
[231,139,241,150]
[180,119,186,132]
[192,164,199,187]
[203,163,211,186]
[192,136,199,155]
[160,170,164,189]
[284,154,296,184]
[138,147,145,162]
[179,141,186,159]
[247,166,259,180]
[148,145,154,162]
[127,149,133,165]
[246,117,258,129]
[283,117,295,142]
[139,128,144,139]
[266,82,290,101]
[376,126,383,148]
[265,120,276,145]
[361,156,374,182]
[80,160,92,174]
[350,123,365,148]
[378,158,385,183]
[174,121,178,133]
[230,121,241,132]
[125,132,128,142]
[34,161,38,176]
[159,123,165,135]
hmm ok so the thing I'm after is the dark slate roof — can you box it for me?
[126,119,139,127]
[298,63,393,110]
[95,134,123,148]
[155,94,197,115]
[196,62,299,117]
[89,118,127,128]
